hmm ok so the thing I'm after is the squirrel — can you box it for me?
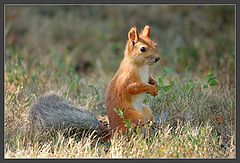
[106,25,160,134]
[29,25,160,141]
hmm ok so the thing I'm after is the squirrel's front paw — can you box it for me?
[147,85,158,96]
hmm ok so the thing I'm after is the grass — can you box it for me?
[4,5,235,158]
[4,123,234,158]
[4,48,235,158]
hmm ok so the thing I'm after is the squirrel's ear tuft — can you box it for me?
[128,26,139,45]
[141,25,151,38]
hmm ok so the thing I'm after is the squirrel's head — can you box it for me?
[125,25,160,66]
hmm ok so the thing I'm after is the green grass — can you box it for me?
[4,5,235,158]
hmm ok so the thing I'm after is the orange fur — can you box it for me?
[106,25,160,135]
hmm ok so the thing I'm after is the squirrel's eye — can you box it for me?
[140,47,146,52]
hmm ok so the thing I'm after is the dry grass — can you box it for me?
[4,56,236,158]
[4,123,235,158]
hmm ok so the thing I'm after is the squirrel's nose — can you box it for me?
[155,57,160,63]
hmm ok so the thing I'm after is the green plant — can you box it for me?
[114,108,133,130]
[203,71,218,89]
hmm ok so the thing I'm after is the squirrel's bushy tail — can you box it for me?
[29,93,102,135]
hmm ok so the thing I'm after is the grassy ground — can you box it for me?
[4,5,235,158]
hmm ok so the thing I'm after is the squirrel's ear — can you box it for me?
[141,25,151,38]
[128,27,139,45]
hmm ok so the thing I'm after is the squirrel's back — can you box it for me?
[29,93,100,133]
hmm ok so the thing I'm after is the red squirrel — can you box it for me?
[29,25,160,142]
[106,25,160,134]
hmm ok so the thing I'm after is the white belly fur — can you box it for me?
[132,65,149,112]
[139,65,149,84]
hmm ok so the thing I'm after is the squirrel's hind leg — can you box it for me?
[142,105,154,122]
[114,109,144,134]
